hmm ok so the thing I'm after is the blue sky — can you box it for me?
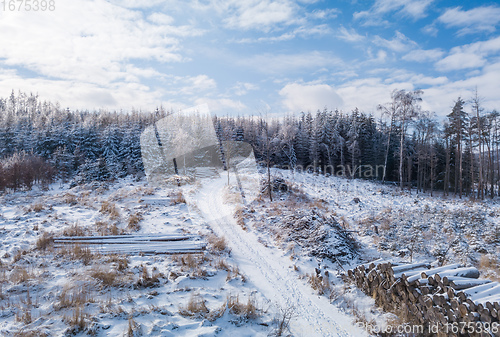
[1,0,500,117]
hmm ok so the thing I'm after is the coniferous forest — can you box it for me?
[1,89,499,200]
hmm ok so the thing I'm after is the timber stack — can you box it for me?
[347,259,500,337]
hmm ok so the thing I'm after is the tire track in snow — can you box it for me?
[193,178,364,337]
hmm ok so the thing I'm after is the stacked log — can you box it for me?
[347,261,500,337]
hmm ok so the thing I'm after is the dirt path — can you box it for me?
[193,177,365,337]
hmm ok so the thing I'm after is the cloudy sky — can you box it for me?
[1,0,500,117]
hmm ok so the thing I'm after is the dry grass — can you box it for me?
[207,235,229,254]
[72,245,95,265]
[25,202,45,213]
[90,266,117,287]
[179,293,209,318]
[62,223,86,237]
[125,316,140,337]
[214,258,230,271]
[177,254,201,269]
[222,186,243,204]
[127,212,143,232]
[135,265,160,288]
[95,220,121,236]
[100,201,120,220]
[478,254,500,282]
[63,306,88,332]
[226,294,260,319]
[164,175,194,186]
[169,190,186,205]
[234,207,247,230]
[269,305,295,337]
[15,306,32,324]
[307,273,331,296]
[106,254,129,272]
[56,283,94,310]
[56,244,96,265]
[142,187,155,195]
[35,232,53,250]
[226,264,245,282]
[12,329,48,337]
[10,266,33,284]
[12,250,27,263]
[208,294,261,322]
[62,193,78,205]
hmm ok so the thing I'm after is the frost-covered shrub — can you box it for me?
[275,209,359,262]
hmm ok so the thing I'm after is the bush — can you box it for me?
[0,152,54,191]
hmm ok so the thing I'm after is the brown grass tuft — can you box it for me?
[62,223,86,237]
[35,232,53,250]
[234,208,247,230]
[179,293,209,318]
[307,273,331,295]
[26,202,45,213]
[95,220,121,236]
[100,201,120,220]
[208,294,261,322]
[127,212,143,232]
[56,283,94,310]
[135,265,160,288]
[63,306,88,332]
[62,193,78,205]
[207,235,229,253]
[170,191,186,205]
[10,267,32,284]
[90,266,117,287]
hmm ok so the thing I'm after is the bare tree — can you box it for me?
[384,89,423,189]
[471,89,484,199]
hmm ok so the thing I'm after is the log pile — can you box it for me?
[347,259,500,337]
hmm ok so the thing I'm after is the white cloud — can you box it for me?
[147,12,175,25]
[354,0,434,26]
[421,24,438,36]
[223,0,298,32]
[435,36,500,71]
[337,26,365,42]
[307,8,339,20]
[234,24,331,43]
[403,48,445,62]
[194,97,247,112]
[335,63,500,117]
[0,0,204,85]
[241,51,344,74]
[0,0,211,110]
[0,69,167,110]
[279,82,343,112]
[232,82,259,96]
[373,31,418,52]
[438,6,500,35]
[161,74,217,97]
[422,61,500,115]
[336,77,413,113]
[410,74,448,86]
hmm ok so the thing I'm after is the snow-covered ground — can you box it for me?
[190,176,365,336]
[0,177,273,336]
[1,168,499,336]
[274,169,500,277]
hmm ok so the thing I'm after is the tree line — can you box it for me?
[0,90,498,199]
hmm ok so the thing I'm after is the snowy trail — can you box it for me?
[192,177,365,337]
